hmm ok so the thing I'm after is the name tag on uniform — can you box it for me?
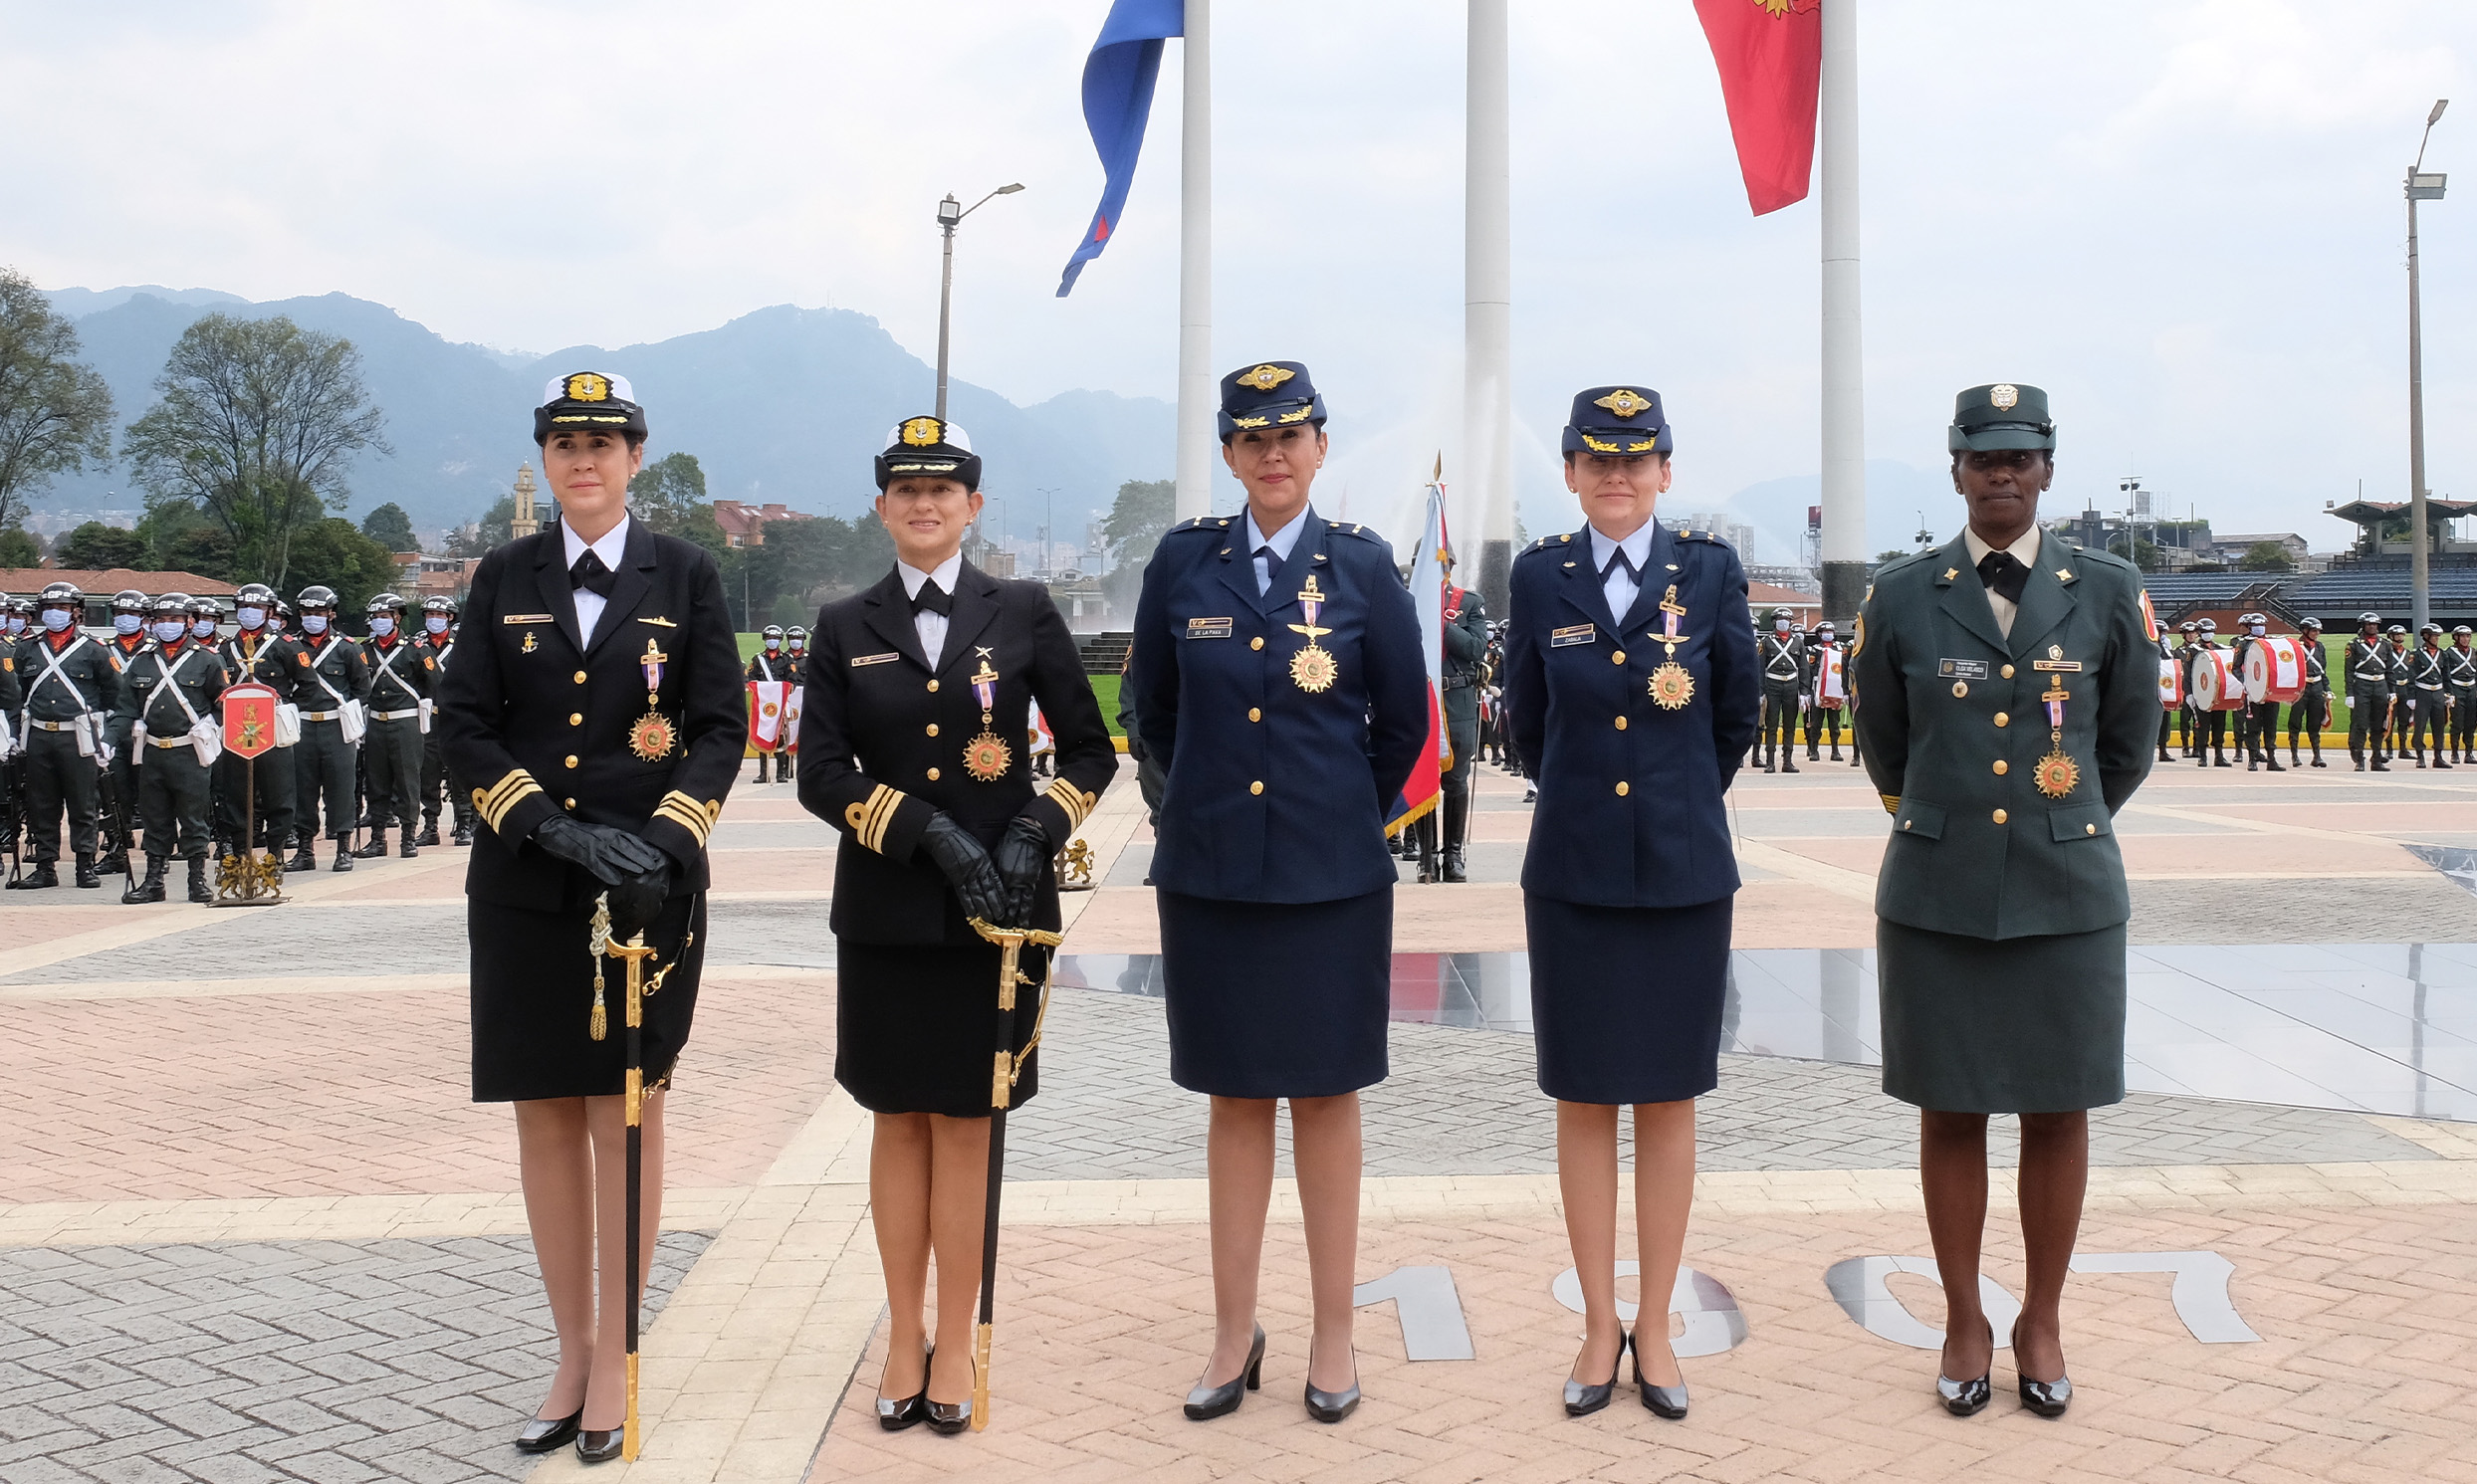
[1550,623,1597,648]
[850,651,901,667]
[2032,659,2083,672]
[503,613,555,625]
[1187,617,1234,639]
[1937,658,1988,680]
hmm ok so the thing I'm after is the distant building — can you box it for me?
[397,553,480,602]
[2208,532,2311,567]
[711,501,815,548]
[510,464,541,539]
[1674,511,1759,558]
[1747,580,1822,626]
[0,568,238,625]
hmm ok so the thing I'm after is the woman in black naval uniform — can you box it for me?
[797,416,1115,1434]
[1503,387,1758,1419]
[1127,362,1428,1424]
[438,372,745,1464]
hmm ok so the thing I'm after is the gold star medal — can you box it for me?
[1288,576,1338,693]
[1648,584,1694,709]
[964,650,1014,781]
[628,638,675,761]
[2032,678,2080,798]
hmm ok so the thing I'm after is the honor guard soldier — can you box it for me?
[274,598,296,635]
[748,625,790,782]
[219,584,303,863]
[438,371,746,1462]
[98,588,153,875]
[2172,620,2200,756]
[2233,613,2284,771]
[12,582,123,890]
[2409,622,2452,767]
[2344,612,2390,769]
[778,624,807,783]
[2385,624,2415,759]
[116,594,230,903]
[1852,383,2157,1418]
[2153,624,2177,762]
[2189,618,2231,766]
[2450,625,2477,763]
[356,593,435,858]
[1755,607,1807,771]
[1438,552,1488,882]
[291,585,373,870]
[417,596,476,845]
[1805,620,1849,761]
[2287,615,2329,766]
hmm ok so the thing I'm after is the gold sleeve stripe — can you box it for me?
[652,790,714,847]
[1043,776,1097,831]
[1881,792,1901,816]
[840,783,904,854]
[472,770,544,832]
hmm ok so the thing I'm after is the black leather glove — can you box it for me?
[606,859,673,944]
[917,811,1008,925]
[1125,736,1148,761]
[535,814,669,887]
[992,812,1051,928]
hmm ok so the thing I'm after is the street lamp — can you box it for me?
[2408,98,2448,633]
[934,182,1026,421]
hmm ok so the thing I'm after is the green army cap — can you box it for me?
[1948,382,2056,453]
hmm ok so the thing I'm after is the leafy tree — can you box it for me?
[165,526,236,580]
[135,500,213,568]
[1101,478,1175,569]
[54,520,148,570]
[0,267,115,533]
[1876,548,1912,563]
[122,312,388,591]
[442,495,515,557]
[630,452,706,530]
[0,526,38,567]
[283,517,400,615]
[2239,540,2296,572]
[360,502,417,552]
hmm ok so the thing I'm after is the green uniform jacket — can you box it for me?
[1442,586,1486,728]
[1851,532,2156,941]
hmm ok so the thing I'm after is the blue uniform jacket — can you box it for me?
[1504,521,1759,908]
[1130,508,1429,903]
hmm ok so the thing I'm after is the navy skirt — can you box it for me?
[836,940,1043,1119]
[1159,889,1391,1099]
[470,894,706,1103]
[1525,894,1732,1106]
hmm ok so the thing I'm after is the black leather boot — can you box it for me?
[1442,790,1469,884]
[287,839,317,873]
[122,856,167,905]
[187,858,213,904]
[330,835,356,871]
[353,829,389,860]
[417,817,440,847]
[75,853,103,889]
[451,819,474,846]
[400,831,419,858]
[19,860,58,890]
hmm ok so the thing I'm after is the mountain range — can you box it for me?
[33,287,1177,541]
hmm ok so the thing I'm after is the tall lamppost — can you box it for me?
[935,183,1025,421]
[2408,99,2448,633]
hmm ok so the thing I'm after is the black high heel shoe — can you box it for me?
[1936,1321,1993,1417]
[514,1407,581,1453]
[2010,1322,2073,1417]
[1303,1344,1361,1424]
[877,1344,932,1431]
[574,1426,624,1464]
[1631,1331,1688,1419]
[1563,1328,1627,1417]
[1184,1324,1265,1420]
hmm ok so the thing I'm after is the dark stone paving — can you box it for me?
[0,1233,707,1484]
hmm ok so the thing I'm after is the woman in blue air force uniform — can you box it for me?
[1503,387,1758,1421]
[1128,361,1429,1426]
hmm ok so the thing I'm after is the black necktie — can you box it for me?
[911,581,952,616]
[569,550,616,598]
[1976,549,2029,605]
[1602,547,1639,585]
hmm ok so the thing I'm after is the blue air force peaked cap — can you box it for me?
[534,370,648,444]
[1948,382,2055,453]
[1561,386,1673,458]
[1218,361,1326,441]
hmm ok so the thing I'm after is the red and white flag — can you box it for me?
[747,680,788,753]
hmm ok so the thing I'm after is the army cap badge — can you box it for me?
[1949,382,2055,453]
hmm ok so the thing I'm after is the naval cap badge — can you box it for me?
[900,416,945,446]
[564,372,610,402]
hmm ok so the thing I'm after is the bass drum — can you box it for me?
[2242,635,2310,705]
[2188,647,2248,712]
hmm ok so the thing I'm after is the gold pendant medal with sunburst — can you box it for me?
[1648,661,1695,710]
[627,712,676,761]
[1290,644,1338,694]
[2033,749,2082,799]
[964,732,1014,781]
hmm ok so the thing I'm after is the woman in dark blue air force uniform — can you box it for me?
[1128,361,1428,1426]
[1504,387,1758,1421]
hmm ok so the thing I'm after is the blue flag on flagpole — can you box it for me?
[1057,0,1186,298]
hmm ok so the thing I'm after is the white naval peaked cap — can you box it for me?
[542,371,637,406]
[884,418,974,453]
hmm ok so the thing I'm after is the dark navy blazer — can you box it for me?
[1129,508,1429,903]
[1504,521,1759,908]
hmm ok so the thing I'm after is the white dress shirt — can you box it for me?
[1961,525,2043,639]
[1244,508,1308,596]
[897,550,965,670]
[1589,520,1658,621]
[562,515,633,648]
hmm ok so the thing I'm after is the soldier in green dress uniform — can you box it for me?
[1851,383,2156,1420]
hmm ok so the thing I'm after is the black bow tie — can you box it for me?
[910,580,952,616]
[1975,549,2029,605]
[569,550,616,598]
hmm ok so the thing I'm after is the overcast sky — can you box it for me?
[4,0,2472,556]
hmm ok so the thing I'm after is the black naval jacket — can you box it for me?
[798,561,1116,947]
[438,521,746,914]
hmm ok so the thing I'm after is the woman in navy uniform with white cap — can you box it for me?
[1128,362,1428,1424]
[1502,387,1757,1419]
[439,372,746,1462]
[798,416,1116,1434]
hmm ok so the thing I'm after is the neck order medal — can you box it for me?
[1288,575,1339,694]
[627,639,676,761]
[1648,585,1695,710]
[2033,676,2081,798]
[964,650,1013,781]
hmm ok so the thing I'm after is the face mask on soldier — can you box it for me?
[41,609,74,633]
[425,614,449,635]
[766,637,781,650]
[192,617,219,640]
[303,614,330,635]
[237,606,268,629]
[153,619,187,644]
[114,613,143,636]
[369,615,396,637]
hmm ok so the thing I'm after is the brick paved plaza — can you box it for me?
[5,759,2477,1481]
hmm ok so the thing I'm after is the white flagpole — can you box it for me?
[1175,0,1216,522]
[1818,0,1868,620]
[1465,0,1515,615]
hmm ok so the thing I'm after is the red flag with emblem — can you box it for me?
[222,682,281,759]
[1693,0,1823,216]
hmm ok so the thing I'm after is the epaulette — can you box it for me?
[1676,528,1725,544]
[1328,522,1387,544]
[1163,516,1237,537]
[1524,531,1577,554]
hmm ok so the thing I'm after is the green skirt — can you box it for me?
[1876,920,2127,1114]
